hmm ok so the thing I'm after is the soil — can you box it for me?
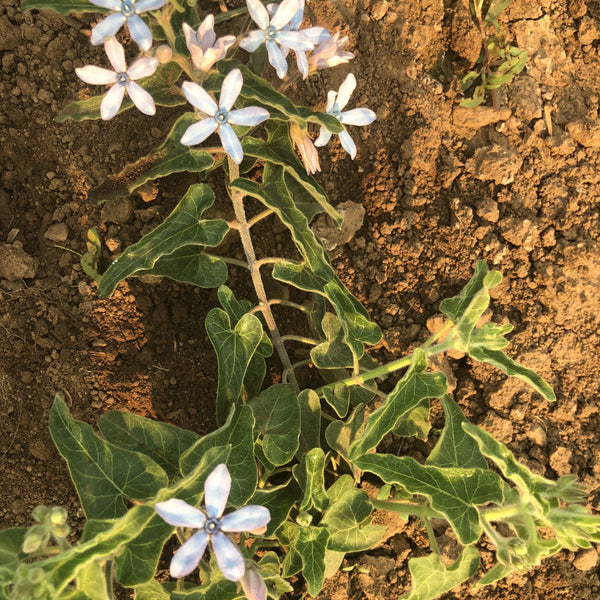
[1,0,600,598]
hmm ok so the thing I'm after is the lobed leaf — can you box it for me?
[294,526,331,597]
[325,403,366,479]
[353,453,506,544]
[399,546,480,600]
[49,397,168,520]
[294,448,330,513]
[0,527,27,600]
[98,184,227,297]
[297,389,322,456]
[249,481,299,536]
[133,579,170,599]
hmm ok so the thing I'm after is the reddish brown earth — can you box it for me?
[1,0,600,598]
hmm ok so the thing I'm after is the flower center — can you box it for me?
[116,72,129,86]
[204,518,220,534]
[332,108,343,121]
[215,109,229,124]
[265,25,278,40]
[120,0,135,16]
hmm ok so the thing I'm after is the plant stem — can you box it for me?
[280,334,318,346]
[475,5,499,110]
[105,560,114,600]
[227,156,299,391]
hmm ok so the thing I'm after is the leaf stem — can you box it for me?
[280,334,318,346]
[227,156,299,391]
[248,209,275,228]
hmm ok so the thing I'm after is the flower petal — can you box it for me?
[276,30,314,52]
[246,0,270,30]
[325,89,337,113]
[336,73,356,110]
[104,37,127,73]
[100,83,125,120]
[127,56,159,80]
[313,126,332,147]
[180,118,218,146]
[127,14,153,51]
[170,530,209,578]
[198,14,215,44]
[211,532,245,581]
[182,22,195,50]
[90,13,126,45]
[302,26,331,45]
[127,80,156,115]
[220,505,270,533]
[135,0,168,12]
[154,498,207,528]
[295,49,308,78]
[239,565,267,600]
[227,106,269,127]
[271,0,300,30]
[204,463,231,519]
[219,123,244,164]
[182,81,217,115]
[266,40,287,79]
[338,129,357,158]
[75,65,117,85]
[340,107,376,126]
[88,0,121,10]
[240,30,265,53]
[219,68,243,111]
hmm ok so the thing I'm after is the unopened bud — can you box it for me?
[155,45,173,64]
[49,506,67,526]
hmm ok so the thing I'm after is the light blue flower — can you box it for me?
[155,464,270,580]
[180,68,269,165]
[240,0,314,79]
[314,73,376,159]
[89,0,167,51]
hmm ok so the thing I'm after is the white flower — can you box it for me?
[89,0,167,51]
[314,73,376,159]
[155,464,271,580]
[239,564,267,600]
[183,15,236,73]
[75,37,158,121]
[290,121,320,174]
[308,31,354,73]
[240,0,314,79]
[180,68,269,165]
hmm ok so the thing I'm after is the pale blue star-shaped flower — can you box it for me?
[155,464,271,580]
[89,0,168,51]
[240,0,314,79]
[180,68,269,165]
[314,73,376,159]
[75,37,158,120]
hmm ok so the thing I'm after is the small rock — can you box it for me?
[566,120,600,148]
[476,198,500,223]
[44,222,69,243]
[569,0,587,18]
[498,217,539,251]
[573,548,598,571]
[549,446,572,477]
[370,0,389,21]
[0,16,22,51]
[453,105,511,129]
[545,129,576,155]
[526,423,547,446]
[0,243,38,280]
[578,16,599,46]
[508,76,542,121]
[101,196,134,224]
[311,201,365,253]
[469,144,523,185]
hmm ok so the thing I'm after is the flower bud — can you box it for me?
[22,525,49,553]
[49,506,67,526]
[155,45,173,64]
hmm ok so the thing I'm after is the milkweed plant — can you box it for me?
[4,0,600,599]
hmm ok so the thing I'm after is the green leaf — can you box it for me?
[57,63,185,122]
[325,403,366,478]
[297,389,321,456]
[180,405,256,506]
[392,397,431,440]
[295,526,330,597]
[97,411,199,480]
[473,563,515,589]
[87,114,213,204]
[133,579,170,600]
[21,0,97,14]
[249,384,300,466]
[293,448,329,513]
[349,350,447,459]
[98,184,227,297]
[399,546,480,600]
[321,488,385,552]
[205,309,266,424]
[60,562,108,600]
[353,453,506,544]
[468,347,556,401]
[249,480,299,536]
[0,527,27,600]
[426,396,487,469]
[311,312,355,369]
[49,397,168,519]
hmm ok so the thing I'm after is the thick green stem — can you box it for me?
[227,156,299,391]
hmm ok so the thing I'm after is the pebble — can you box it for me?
[578,16,599,45]
[566,120,600,148]
[44,222,68,243]
[498,218,539,251]
[370,0,389,21]
[469,144,523,185]
[573,548,598,571]
[0,243,38,280]
[549,446,572,477]
[453,106,512,129]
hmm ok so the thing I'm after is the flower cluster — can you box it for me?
[155,463,270,592]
